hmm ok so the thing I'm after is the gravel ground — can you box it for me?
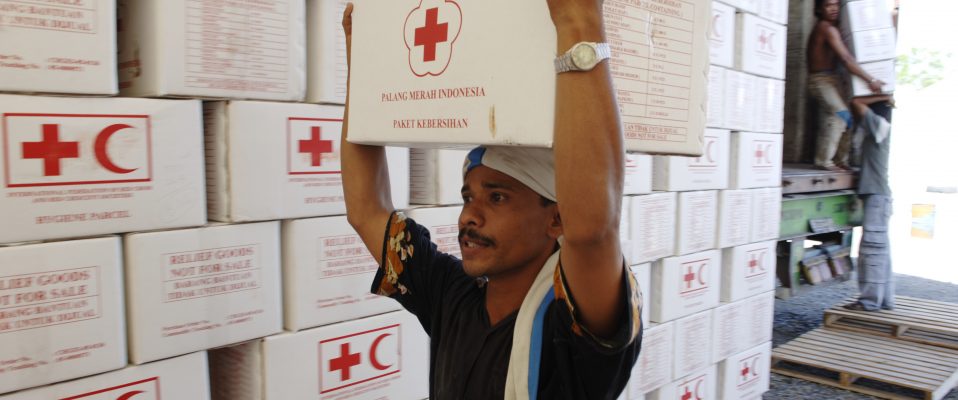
[766,273,958,399]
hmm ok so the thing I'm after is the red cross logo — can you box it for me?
[414,8,448,62]
[404,0,462,77]
[298,127,334,167]
[329,342,361,382]
[741,363,750,378]
[681,387,693,400]
[21,124,79,176]
[684,265,697,289]
[758,29,776,53]
[748,255,759,272]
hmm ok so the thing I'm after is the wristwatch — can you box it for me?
[555,42,611,73]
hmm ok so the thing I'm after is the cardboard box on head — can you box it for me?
[347,0,709,156]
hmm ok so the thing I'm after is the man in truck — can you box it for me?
[808,0,884,171]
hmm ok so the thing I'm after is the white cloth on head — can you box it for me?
[462,146,557,202]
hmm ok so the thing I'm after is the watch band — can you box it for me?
[555,42,611,73]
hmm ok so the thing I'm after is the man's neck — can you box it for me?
[484,251,556,326]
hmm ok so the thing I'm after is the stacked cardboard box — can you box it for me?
[842,0,898,96]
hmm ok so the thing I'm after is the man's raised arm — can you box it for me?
[825,24,884,93]
[548,0,627,338]
[340,4,395,263]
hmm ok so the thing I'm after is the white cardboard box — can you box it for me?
[671,310,712,380]
[712,291,774,364]
[653,130,730,192]
[117,0,306,101]
[842,0,894,33]
[730,132,783,189]
[718,342,772,400]
[0,94,205,244]
[347,0,708,156]
[721,0,760,14]
[707,66,726,129]
[649,366,716,400]
[282,216,402,332]
[0,0,117,95]
[621,196,635,265]
[651,250,721,323]
[205,101,409,222]
[852,59,897,96]
[717,189,754,248]
[847,27,897,64]
[625,154,654,195]
[0,237,125,395]
[743,291,775,349]
[629,263,652,328]
[758,0,789,25]
[0,352,210,400]
[753,76,786,134]
[723,69,755,132]
[736,13,787,79]
[711,299,746,363]
[208,311,429,400]
[675,191,718,256]
[307,0,349,104]
[709,1,737,68]
[721,241,776,302]
[630,192,678,264]
[409,148,469,205]
[626,322,674,397]
[124,222,283,364]
[750,187,782,242]
[405,205,464,260]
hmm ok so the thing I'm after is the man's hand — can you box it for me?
[546,0,606,51]
[868,78,885,94]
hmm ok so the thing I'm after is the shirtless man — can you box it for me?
[807,0,883,171]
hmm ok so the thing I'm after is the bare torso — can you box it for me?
[808,20,838,73]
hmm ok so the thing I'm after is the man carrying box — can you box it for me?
[808,0,884,171]
[844,94,896,312]
[340,1,642,399]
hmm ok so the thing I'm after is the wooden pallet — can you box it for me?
[824,296,958,350]
[772,328,958,400]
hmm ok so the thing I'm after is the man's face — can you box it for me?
[821,0,840,22]
[458,166,560,279]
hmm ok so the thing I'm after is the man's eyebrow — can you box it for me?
[481,181,516,191]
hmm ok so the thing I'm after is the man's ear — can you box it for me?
[547,205,563,240]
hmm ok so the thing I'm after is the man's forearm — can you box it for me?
[553,16,624,242]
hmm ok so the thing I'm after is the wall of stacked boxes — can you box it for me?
[0,0,785,399]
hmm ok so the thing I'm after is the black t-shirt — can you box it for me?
[370,211,643,399]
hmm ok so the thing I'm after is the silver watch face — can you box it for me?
[571,43,597,69]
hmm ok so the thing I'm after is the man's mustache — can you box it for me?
[458,228,496,246]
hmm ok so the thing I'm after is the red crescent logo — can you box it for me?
[763,144,773,164]
[705,139,716,164]
[94,124,138,174]
[695,379,704,399]
[115,391,146,400]
[710,14,721,40]
[697,264,707,286]
[750,357,760,377]
[369,333,393,371]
